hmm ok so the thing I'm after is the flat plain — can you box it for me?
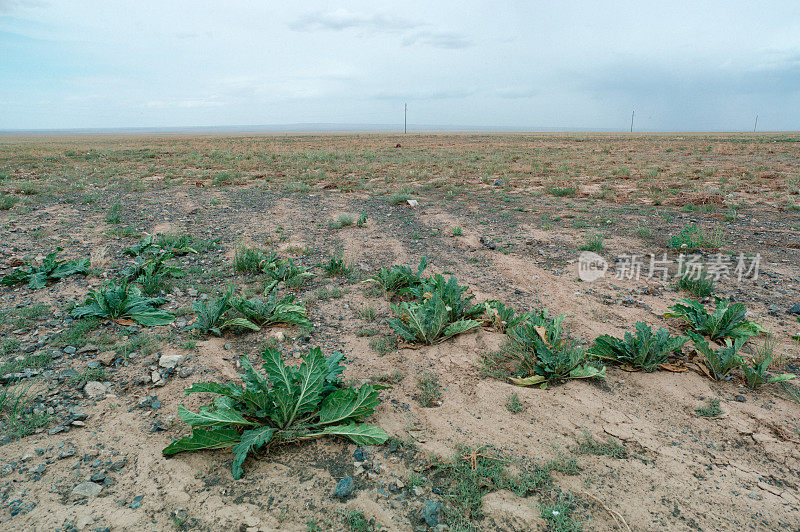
[0,133,798,531]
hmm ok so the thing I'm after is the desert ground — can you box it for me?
[0,133,798,531]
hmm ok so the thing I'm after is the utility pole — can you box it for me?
[630,110,635,133]
[404,103,407,134]
[753,114,758,132]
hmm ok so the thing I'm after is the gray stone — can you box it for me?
[63,346,77,355]
[71,481,103,498]
[333,476,354,499]
[420,500,441,527]
[788,303,800,315]
[84,381,107,399]
[158,354,182,369]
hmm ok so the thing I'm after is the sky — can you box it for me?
[1,1,800,131]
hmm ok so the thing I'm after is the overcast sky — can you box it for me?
[2,1,799,131]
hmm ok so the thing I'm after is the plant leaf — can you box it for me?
[231,426,276,479]
[320,423,388,445]
[177,405,257,428]
[319,384,381,425]
[162,428,242,456]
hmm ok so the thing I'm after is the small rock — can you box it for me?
[420,500,441,527]
[407,199,418,207]
[90,472,106,483]
[413,486,424,497]
[735,395,746,403]
[129,494,144,509]
[78,344,98,354]
[492,179,504,186]
[788,303,800,315]
[158,354,182,369]
[48,425,67,435]
[187,288,198,297]
[97,351,116,366]
[71,481,103,498]
[63,346,77,355]
[84,381,107,399]
[333,476,354,500]
[353,448,365,462]
[76,515,93,529]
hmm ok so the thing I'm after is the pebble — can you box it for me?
[333,476,354,499]
[84,381,108,399]
[158,354,182,369]
[420,501,441,527]
[71,481,103,498]
[788,303,800,315]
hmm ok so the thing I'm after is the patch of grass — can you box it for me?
[322,250,352,277]
[675,271,714,298]
[233,246,270,274]
[50,317,101,348]
[314,286,345,300]
[505,392,524,413]
[576,431,629,459]
[368,334,397,356]
[634,226,654,240]
[388,189,413,205]
[107,225,139,238]
[430,446,549,530]
[0,339,20,357]
[106,200,123,224]
[578,233,603,252]
[669,224,724,251]
[547,185,578,197]
[0,194,18,210]
[69,367,109,386]
[329,213,355,229]
[697,398,722,417]
[451,227,463,236]
[357,212,367,227]
[541,492,581,532]
[416,370,442,407]
[376,371,404,385]
[0,351,53,376]
[358,305,377,322]
[356,327,379,337]
[0,385,52,438]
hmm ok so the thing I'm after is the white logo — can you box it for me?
[578,251,608,282]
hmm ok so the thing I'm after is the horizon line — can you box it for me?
[0,123,797,136]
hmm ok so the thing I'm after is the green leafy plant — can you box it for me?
[72,280,175,326]
[124,233,203,257]
[589,322,688,372]
[484,301,528,332]
[322,253,352,277]
[163,347,389,479]
[1,249,89,289]
[666,298,763,342]
[507,312,605,388]
[230,293,311,328]
[406,274,484,322]
[741,356,796,388]
[190,288,258,336]
[356,212,367,227]
[122,252,185,295]
[261,254,313,292]
[689,333,745,380]
[389,292,482,345]
[368,257,427,296]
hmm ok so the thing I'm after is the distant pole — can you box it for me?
[404,103,407,134]
[630,110,635,133]
[753,114,758,132]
